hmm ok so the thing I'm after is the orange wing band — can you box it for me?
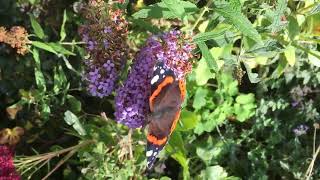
[149,76,174,111]
[170,110,181,135]
[178,80,186,100]
[147,134,167,146]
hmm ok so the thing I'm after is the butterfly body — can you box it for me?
[146,62,186,169]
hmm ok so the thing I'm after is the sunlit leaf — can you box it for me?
[64,110,87,136]
[32,41,57,54]
[215,2,262,43]
[60,10,67,42]
[30,16,45,39]
[284,45,296,66]
[197,42,218,71]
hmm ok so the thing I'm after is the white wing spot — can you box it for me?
[153,151,158,156]
[151,75,159,85]
[146,150,153,157]
[160,69,165,74]
[153,66,157,71]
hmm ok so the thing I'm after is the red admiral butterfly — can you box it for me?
[146,62,186,169]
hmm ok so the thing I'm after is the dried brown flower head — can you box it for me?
[0,26,29,55]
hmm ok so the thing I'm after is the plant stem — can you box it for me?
[190,0,213,32]
[59,41,86,45]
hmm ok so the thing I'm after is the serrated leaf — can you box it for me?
[284,45,296,66]
[60,10,67,42]
[32,41,57,54]
[215,3,262,43]
[176,110,199,131]
[201,166,228,179]
[193,87,208,110]
[267,0,287,33]
[236,93,255,104]
[30,16,45,39]
[197,42,218,71]
[64,110,86,136]
[162,0,185,20]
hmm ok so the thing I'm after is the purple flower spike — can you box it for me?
[115,44,161,128]
[78,2,129,98]
[114,30,195,128]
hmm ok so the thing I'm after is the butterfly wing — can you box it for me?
[146,62,186,169]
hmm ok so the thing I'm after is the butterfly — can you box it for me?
[146,62,186,169]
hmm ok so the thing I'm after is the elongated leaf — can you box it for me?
[197,42,218,71]
[48,42,75,56]
[162,0,185,20]
[267,0,287,33]
[30,16,45,39]
[60,10,67,42]
[32,49,46,91]
[215,3,262,43]
[193,27,229,43]
[64,110,86,136]
[284,45,296,66]
[32,41,57,54]
[133,1,197,19]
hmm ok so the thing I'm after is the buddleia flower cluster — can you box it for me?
[0,26,29,55]
[114,30,195,128]
[78,0,129,98]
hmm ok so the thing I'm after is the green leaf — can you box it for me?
[60,10,67,42]
[176,110,199,131]
[66,95,82,113]
[30,16,45,39]
[308,50,320,67]
[197,42,218,71]
[215,3,262,43]
[32,41,57,54]
[236,93,255,104]
[234,103,256,122]
[193,27,229,43]
[272,58,287,78]
[41,103,51,119]
[195,58,215,86]
[167,132,189,179]
[32,49,46,91]
[201,166,228,180]
[267,0,287,33]
[284,45,296,66]
[64,110,87,136]
[132,1,197,19]
[243,62,260,83]
[193,87,208,110]
[48,43,75,56]
[53,65,67,94]
[287,16,300,40]
[162,0,185,20]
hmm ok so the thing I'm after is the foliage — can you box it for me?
[0,0,320,179]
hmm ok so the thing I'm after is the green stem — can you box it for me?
[59,41,86,45]
[190,0,213,32]
[267,34,320,60]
